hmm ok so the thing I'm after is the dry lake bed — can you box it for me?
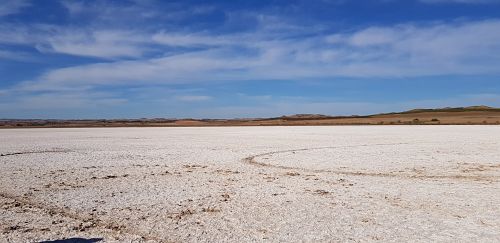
[1,126,499,242]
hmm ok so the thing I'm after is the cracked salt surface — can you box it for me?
[1,126,500,242]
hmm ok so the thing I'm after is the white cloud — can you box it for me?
[0,24,151,59]
[323,20,500,72]
[5,18,500,93]
[60,0,215,25]
[0,49,37,62]
[0,0,30,17]
[0,24,35,45]
[60,0,160,20]
[175,95,213,102]
[18,50,245,91]
[152,32,233,47]
[42,29,149,59]
[60,1,86,15]
[339,27,400,47]
[2,1,500,118]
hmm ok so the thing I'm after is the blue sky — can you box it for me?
[1,0,500,118]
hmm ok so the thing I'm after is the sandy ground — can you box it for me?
[1,126,499,242]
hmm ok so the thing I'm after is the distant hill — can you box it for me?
[1,106,500,128]
[398,106,500,114]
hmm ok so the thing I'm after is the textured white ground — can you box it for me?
[0,126,499,242]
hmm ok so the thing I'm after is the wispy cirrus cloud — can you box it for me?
[152,32,234,47]
[40,29,151,59]
[175,95,213,102]
[0,23,152,59]
[60,0,160,22]
[60,0,215,26]
[0,1,219,60]
[9,19,500,92]
[2,0,500,118]
[0,0,30,17]
[0,49,38,62]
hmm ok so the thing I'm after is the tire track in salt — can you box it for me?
[242,143,499,182]
[0,149,72,157]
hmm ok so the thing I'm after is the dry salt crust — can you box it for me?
[0,126,499,242]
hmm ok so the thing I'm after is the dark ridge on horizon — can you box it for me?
[1,106,500,128]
